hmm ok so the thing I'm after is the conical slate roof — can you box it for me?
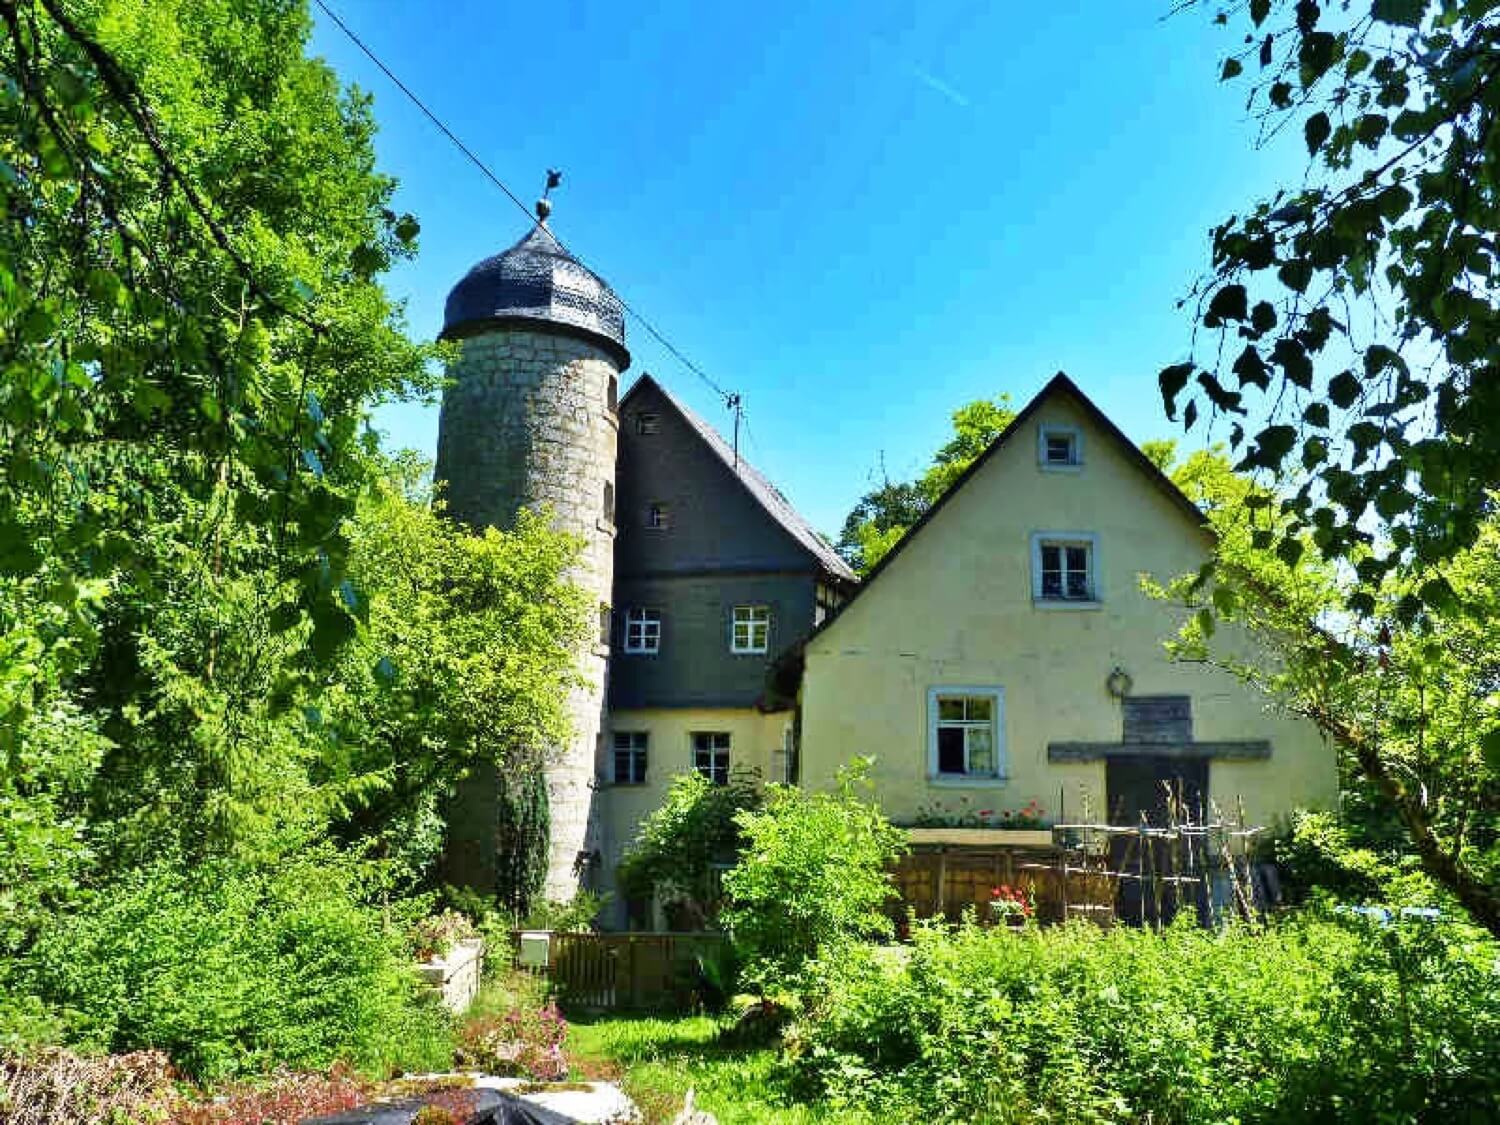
[442,224,629,368]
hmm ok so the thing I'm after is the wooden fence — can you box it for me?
[512,931,727,1012]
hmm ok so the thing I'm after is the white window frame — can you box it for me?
[927,686,1007,784]
[692,731,731,786]
[730,604,770,654]
[1038,424,1083,471]
[612,731,648,785]
[1030,531,1101,608]
[623,607,661,654]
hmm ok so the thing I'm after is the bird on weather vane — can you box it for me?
[536,169,562,223]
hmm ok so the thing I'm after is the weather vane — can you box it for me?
[535,168,562,223]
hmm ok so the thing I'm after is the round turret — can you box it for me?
[435,211,627,905]
[442,224,629,370]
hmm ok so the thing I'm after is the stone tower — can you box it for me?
[434,208,627,903]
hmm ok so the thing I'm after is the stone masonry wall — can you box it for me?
[435,326,619,903]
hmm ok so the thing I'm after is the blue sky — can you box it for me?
[309,1,1305,536]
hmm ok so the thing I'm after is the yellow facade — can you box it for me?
[595,707,793,920]
[798,386,1337,831]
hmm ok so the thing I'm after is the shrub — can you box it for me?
[413,910,480,961]
[617,769,763,926]
[455,1002,568,1081]
[788,912,1500,1122]
[720,759,906,991]
[17,855,452,1081]
[174,1067,371,1124]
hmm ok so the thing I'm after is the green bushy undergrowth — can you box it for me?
[788,913,1500,1123]
[14,856,452,1081]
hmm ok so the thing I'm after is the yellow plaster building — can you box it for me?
[797,374,1336,833]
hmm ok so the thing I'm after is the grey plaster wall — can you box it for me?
[609,572,817,709]
[434,327,620,903]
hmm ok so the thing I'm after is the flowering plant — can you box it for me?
[989,884,1033,919]
[455,1002,568,1081]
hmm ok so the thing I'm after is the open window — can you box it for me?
[927,687,1006,781]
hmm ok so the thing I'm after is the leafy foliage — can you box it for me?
[720,760,906,991]
[836,395,1016,573]
[1145,441,1500,936]
[17,855,452,1081]
[1164,0,1500,606]
[790,914,1500,1123]
[617,769,763,927]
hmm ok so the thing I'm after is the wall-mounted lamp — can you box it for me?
[1105,666,1133,699]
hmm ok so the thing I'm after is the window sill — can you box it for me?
[927,775,1010,788]
[1038,461,1083,473]
[1032,598,1101,611]
[608,780,649,788]
[730,649,769,657]
[621,649,660,657]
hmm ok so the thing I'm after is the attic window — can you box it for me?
[1030,532,1099,605]
[646,502,670,530]
[636,412,660,435]
[1038,425,1081,469]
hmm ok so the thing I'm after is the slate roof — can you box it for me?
[442,223,630,369]
[622,374,858,584]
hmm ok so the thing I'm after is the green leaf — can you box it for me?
[1303,401,1330,427]
[1256,424,1299,469]
[1159,363,1194,417]
[1221,58,1244,81]
[1233,345,1272,390]
[1271,337,1313,389]
[1206,284,1249,323]
[1278,259,1313,293]
[1211,585,1238,616]
[1371,0,1424,28]
[1276,537,1305,567]
[1250,301,1277,334]
[1304,112,1331,155]
[1195,607,1216,638]
[1328,370,1362,408]
[373,655,398,686]
[1250,0,1271,25]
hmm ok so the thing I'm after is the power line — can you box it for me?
[311,0,739,410]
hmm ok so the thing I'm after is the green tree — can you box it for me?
[837,394,1016,573]
[721,759,906,990]
[1146,446,1500,936]
[1162,0,1500,609]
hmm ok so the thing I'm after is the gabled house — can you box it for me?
[795,373,1335,842]
[596,374,856,922]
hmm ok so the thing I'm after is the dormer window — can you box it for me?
[636,412,660,435]
[646,502,670,530]
[1038,425,1081,469]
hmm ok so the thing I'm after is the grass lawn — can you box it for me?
[565,1013,866,1125]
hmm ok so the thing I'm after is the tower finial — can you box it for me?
[536,168,563,224]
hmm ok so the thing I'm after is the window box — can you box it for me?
[905,827,1055,848]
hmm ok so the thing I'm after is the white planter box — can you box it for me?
[417,937,485,1013]
[905,827,1055,848]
